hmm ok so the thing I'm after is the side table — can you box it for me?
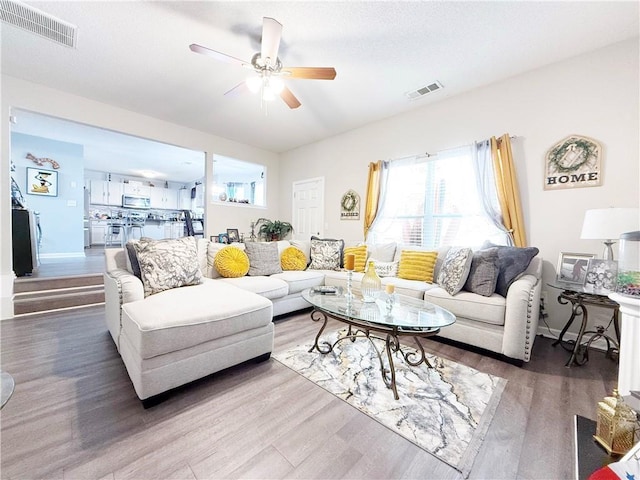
[549,283,620,367]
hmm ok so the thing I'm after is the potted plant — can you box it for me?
[255,218,294,241]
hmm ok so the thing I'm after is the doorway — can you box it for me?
[10,109,206,278]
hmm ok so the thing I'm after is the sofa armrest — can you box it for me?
[502,273,542,362]
[104,269,144,351]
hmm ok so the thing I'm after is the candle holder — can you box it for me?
[345,270,354,300]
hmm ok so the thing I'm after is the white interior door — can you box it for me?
[292,177,324,240]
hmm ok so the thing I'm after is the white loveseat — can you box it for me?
[104,238,541,403]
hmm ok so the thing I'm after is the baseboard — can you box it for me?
[39,252,86,259]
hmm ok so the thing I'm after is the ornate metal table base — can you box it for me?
[551,289,620,367]
[308,308,437,400]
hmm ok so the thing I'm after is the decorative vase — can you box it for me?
[361,261,382,302]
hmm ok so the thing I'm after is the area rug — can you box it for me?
[274,329,506,477]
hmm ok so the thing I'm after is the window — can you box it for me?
[212,155,266,206]
[368,145,507,249]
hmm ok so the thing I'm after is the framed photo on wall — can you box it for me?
[584,259,618,292]
[26,167,58,197]
[556,252,595,285]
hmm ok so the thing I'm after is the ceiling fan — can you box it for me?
[189,17,336,109]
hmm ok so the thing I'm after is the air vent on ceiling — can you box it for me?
[0,0,77,48]
[405,81,443,100]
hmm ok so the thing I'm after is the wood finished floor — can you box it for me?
[0,306,616,480]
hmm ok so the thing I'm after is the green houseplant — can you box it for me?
[255,218,294,241]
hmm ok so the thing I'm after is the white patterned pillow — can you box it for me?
[308,236,344,270]
[133,237,203,297]
[367,258,399,278]
[436,247,473,295]
[245,241,283,276]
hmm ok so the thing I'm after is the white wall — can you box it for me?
[279,38,640,335]
[1,75,280,319]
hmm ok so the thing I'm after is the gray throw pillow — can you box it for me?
[125,240,142,279]
[308,236,344,270]
[463,248,499,297]
[436,247,473,295]
[244,241,283,276]
[133,237,203,297]
[484,243,539,297]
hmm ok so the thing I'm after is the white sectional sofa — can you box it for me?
[104,237,541,404]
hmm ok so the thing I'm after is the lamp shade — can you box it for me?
[581,208,640,240]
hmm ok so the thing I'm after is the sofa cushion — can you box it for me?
[245,241,283,276]
[281,246,307,271]
[484,244,540,297]
[125,241,142,279]
[219,276,289,300]
[368,242,397,263]
[436,247,473,295]
[133,237,203,297]
[397,249,438,282]
[290,239,311,264]
[343,245,368,272]
[121,279,272,359]
[463,248,499,297]
[309,236,344,270]
[214,246,250,278]
[424,287,506,326]
[380,277,438,299]
[271,270,325,294]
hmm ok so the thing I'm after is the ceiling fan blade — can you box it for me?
[282,67,337,80]
[189,44,248,67]
[261,17,282,66]
[280,86,301,109]
[224,82,250,97]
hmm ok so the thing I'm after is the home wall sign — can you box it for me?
[340,189,360,220]
[26,152,60,169]
[544,135,602,190]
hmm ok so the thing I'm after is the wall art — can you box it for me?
[26,167,58,197]
[340,189,360,220]
[544,135,602,190]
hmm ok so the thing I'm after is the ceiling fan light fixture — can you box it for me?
[269,77,284,94]
[246,75,262,93]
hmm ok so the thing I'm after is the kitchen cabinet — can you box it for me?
[90,180,123,206]
[178,188,192,210]
[194,184,205,209]
[123,183,151,197]
[90,220,107,245]
[150,188,178,210]
[164,222,185,239]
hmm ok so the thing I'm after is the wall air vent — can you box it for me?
[405,81,443,100]
[0,0,77,48]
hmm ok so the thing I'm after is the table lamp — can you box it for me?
[581,208,640,260]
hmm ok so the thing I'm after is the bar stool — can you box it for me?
[127,217,146,240]
[105,220,126,247]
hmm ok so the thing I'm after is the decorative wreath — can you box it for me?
[547,137,599,174]
[341,191,358,212]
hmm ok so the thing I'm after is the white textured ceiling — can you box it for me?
[2,1,639,155]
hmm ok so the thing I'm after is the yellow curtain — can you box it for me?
[364,160,383,239]
[491,134,527,247]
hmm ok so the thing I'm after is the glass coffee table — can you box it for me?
[302,288,456,399]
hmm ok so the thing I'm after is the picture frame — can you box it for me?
[218,233,229,244]
[584,259,618,292]
[210,235,219,243]
[556,252,596,285]
[226,228,240,243]
[26,167,58,197]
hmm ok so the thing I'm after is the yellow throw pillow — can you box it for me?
[397,250,438,282]
[214,246,250,278]
[343,245,368,273]
[281,246,307,271]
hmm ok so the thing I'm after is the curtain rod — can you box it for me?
[388,135,519,162]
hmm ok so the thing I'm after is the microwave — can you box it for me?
[122,194,151,209]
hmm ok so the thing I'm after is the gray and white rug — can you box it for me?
[274,329,506,476]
